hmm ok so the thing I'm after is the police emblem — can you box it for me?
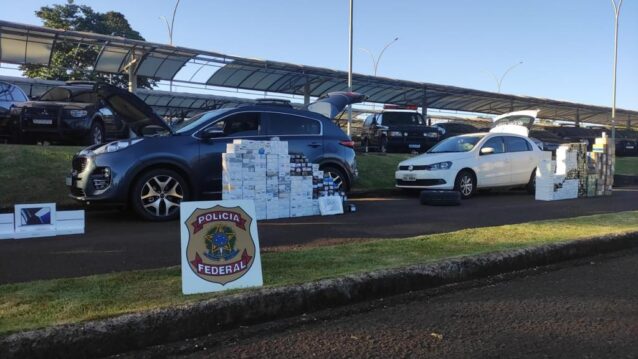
[185,205,256,285]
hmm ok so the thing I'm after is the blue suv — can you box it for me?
[67,84,363,221]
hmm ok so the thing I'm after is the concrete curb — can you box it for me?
[1,232,637,358]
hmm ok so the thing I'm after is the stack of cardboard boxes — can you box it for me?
[590,133,615,196]
[536,136,613,201]
[222,139,342,220]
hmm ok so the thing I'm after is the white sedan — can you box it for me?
[395,132,545,198]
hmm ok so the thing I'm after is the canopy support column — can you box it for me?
[303,79,310,105]
[421,87,429,125]
[575,108,580,127]
[628,114,632,129]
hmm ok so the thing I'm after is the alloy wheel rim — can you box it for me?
[460,176,473,196]
[140,175,183,217]
[327,171,344,191]
[93,127,103,145]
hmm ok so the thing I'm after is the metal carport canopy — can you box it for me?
[0,19,636,126]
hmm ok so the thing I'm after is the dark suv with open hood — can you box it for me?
[13,81,130,145]
[67,85,364,221]
[361,106,440,153]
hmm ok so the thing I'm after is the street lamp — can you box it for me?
[359,37,399,77]
[610,0,623,143]
[160,0,181,92]
[347,0,354,136]
[484,61,524,93]
[159,0,181,46]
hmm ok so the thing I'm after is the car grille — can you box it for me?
[70,187,86,197]
[72,156,88,172]
[22,106,60,129]
[398,165,429,171]
[396,179,446,186]
[24,107,60,117]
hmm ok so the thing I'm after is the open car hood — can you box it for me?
[96,84,172,135]
[306,92,366,119]
[490,110,539,137]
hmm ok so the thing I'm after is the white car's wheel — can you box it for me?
[454,170,475,199]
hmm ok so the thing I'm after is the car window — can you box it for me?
[0,84,11,101]
[505,136,532,152]
[428,134,484,153]
[266,113,321,135]
[481,136,505,154]
[40,87,97,103]
[363,115,374,127]
[216,112,262,137]
[381,112,425,126]
[10,86,27,102]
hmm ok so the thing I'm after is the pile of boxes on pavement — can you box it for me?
[536,133,614,201]
[589,133,615,196]
[222,139,344,220]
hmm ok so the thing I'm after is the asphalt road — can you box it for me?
[122,247,638,359]
[1,188,637,284]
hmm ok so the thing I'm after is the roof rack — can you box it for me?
[255,98,293,108]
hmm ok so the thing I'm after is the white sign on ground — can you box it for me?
[14,203,57,238]
[0,204,85,240]
[180,200,263,295]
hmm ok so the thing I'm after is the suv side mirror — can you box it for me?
[200,127,225,139]
[480,147,495,155]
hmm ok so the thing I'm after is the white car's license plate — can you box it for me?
[65,176,72,186]
[402,174,417,181]
[408,144,421,149]
[33,119,53,125]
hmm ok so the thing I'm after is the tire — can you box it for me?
[419,190,461,206]
[86,121,105,146]
[131,169,189,221]
[526,169,536,194]
[380,136,388,153]
[320,165,349,192]
[454,170,476,199]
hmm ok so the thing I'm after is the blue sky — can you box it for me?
[2,0,637,110]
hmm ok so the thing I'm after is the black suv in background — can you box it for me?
[0,81,29,142]
[12,81,131,145]
[360,107,439,152]
[67,85,364,221]
[432,122,481,140]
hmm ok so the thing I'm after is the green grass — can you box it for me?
[1,211,638,335]
[353,153,413,191]
[616,157,638,176]
[0,145,635,207]
[0,144,80,207]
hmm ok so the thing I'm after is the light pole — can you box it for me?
[160,0,181,92]
[360,37,398,111]
[359,37,399,77]
[610,0,623,143]
[160,0,181,46]
[347,0,354,136]
[484,61,523,93]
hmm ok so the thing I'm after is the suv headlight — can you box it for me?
[424,132,439,138]
[93,138,144,155]
[68,110,88,118]
[428,161,452,170]
[388,131,403,137]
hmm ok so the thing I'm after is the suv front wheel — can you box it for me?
[320,165,349,192]
[131,168,189,221]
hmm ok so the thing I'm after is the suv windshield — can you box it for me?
[40,87,97,103]
[173,108,232,134]
[382,112,425,126]
[428,134,484,153]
